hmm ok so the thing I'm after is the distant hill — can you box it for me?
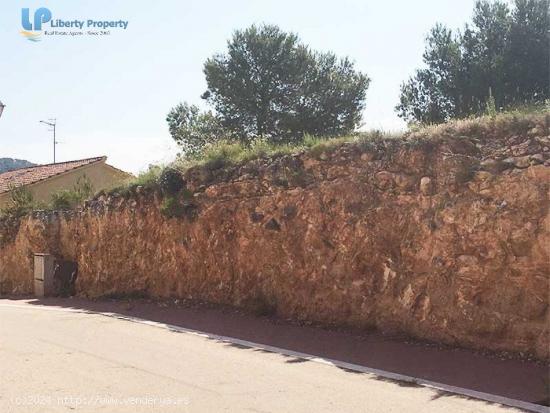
[0,158,36,173]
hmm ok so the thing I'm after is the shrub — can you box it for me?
[0,185,36,217]
[50,190,81,210]
[158,167,185,196]
[50,176,94,210]
[134,165,163,187]
[106,165,163,197]
[160,196,185,218]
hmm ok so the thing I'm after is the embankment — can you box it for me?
[1,114,548,359]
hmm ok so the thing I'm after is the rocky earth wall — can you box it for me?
[1,116,549,359]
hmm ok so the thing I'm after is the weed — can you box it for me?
[160,196,185,218]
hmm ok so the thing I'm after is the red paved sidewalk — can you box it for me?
[8,296,549,406]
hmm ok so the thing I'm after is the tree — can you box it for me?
[505,0,550,103]
[460,0,511,113]
[166,103,229,156]
[396,24,463,123]
[396,0,550,124]
[202,24,369,143]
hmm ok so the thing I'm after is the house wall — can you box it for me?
[0,162,130,208]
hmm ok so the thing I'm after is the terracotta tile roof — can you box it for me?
[0,156,106,194]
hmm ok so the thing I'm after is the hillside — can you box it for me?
[0,158,35,173]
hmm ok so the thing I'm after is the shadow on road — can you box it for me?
[4,295,548,406]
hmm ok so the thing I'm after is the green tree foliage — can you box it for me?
[506,0,550,103]
[166,103,229,156]
[201,24,370,143]
[1,185,36,217]
[396,0,550,124]
[158,167,185,196]
[50,176,94,210]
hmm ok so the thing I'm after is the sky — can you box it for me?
[0,0,479,174]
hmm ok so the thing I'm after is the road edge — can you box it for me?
[1,302,547,413]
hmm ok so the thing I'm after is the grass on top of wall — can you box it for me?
[173,106,549,173]
[2,107,545,217]
[104,107,549,199]
[406,104,549,143]
[171,131,401,172]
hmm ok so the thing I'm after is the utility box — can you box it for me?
[34,253,55,297]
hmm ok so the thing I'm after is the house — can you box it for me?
[0,156,131,208]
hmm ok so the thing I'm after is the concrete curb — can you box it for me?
[2,302,547,413]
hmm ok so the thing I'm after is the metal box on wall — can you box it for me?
[34,253,55,297]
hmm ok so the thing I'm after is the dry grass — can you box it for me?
[104,108,550,199]
[405,108,549,143]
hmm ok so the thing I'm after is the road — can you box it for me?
[0,300,529,413]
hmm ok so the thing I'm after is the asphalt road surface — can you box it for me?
[0,300,529,412]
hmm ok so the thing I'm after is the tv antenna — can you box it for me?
[39,119,58,163]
